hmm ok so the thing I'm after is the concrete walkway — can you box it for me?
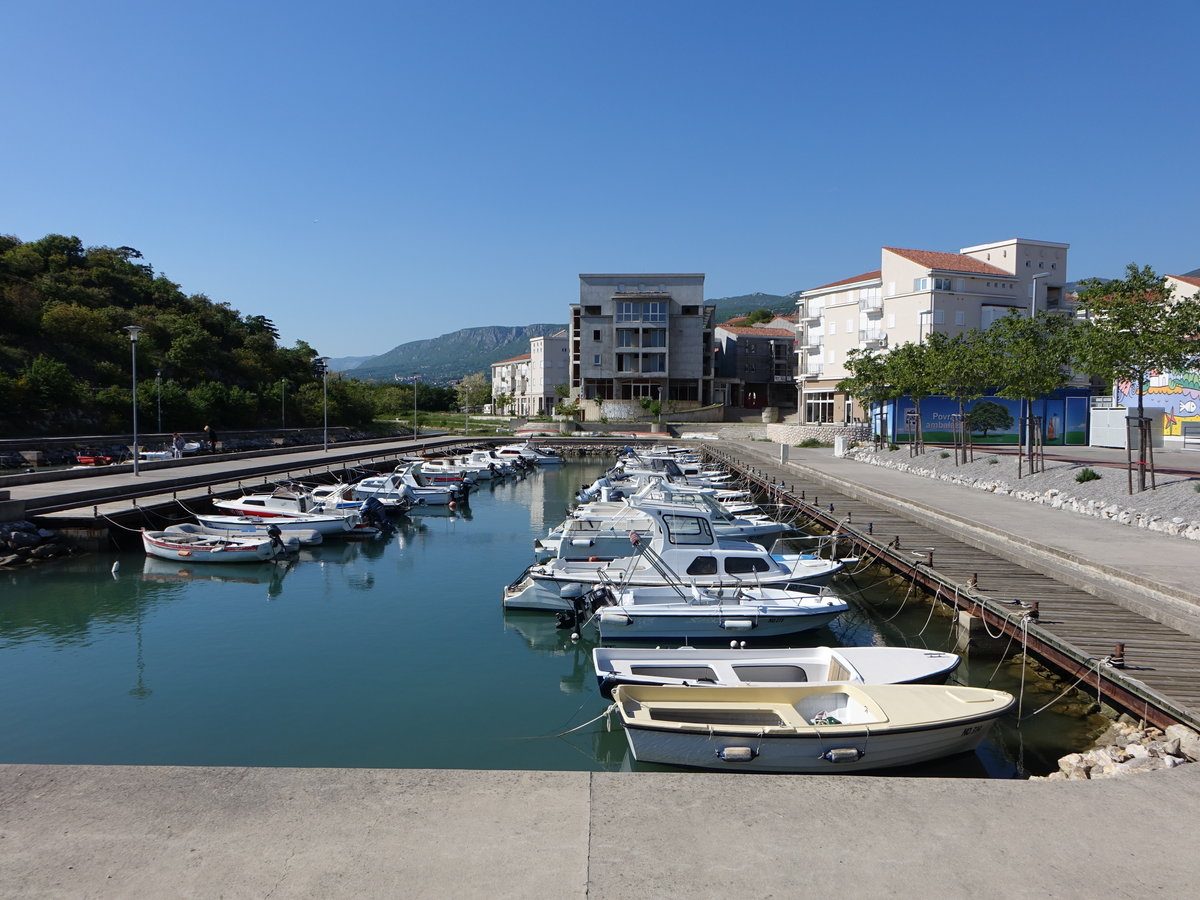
[3,763,1198,898]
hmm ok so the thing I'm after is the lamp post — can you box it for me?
[155,370,162,433]
[123,326,145,475]
[412,372,420,437]
[315,358,330,452]
[281,378,287,428]
[917,308,933,343]
[1028,271,1052,317]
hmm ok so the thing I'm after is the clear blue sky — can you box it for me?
[4,0,1197,357]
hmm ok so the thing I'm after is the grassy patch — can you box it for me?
[1075,467,1101,483]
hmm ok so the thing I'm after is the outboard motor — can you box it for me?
[266,523,285,554]
[554,584,616,631]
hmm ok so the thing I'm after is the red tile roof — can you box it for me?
[492,353,531,365]
[1169,274,1200,290]
[884,248,1010,276]
[716,325,796,338]
[806,270,881,292]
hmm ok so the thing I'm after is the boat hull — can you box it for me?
[141,531,281,563]
[615,683,1013,773]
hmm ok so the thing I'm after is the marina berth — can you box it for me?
[197,509,374,538]
[352,463,466,506]
[577,581,848,642]
[140,527,293,563]
[495,441,564,465]
[611,682,1015,773]
[504,501,844,612]
[591,646,962,698]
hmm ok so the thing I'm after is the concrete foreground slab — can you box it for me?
[3,763,1198,899]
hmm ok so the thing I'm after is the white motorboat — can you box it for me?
[353,464,459,506]
[591,646,962,698]
[141,528,291,563]
[504,501,845,611]
[176,519,323,546]
[496,441,563,465]
[612,682,1014,773]
[568,582,848,642]
[213,485,357,519]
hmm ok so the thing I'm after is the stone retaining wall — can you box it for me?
[766,423,871,445]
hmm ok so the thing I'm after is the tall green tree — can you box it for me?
[983,310,1074,473]
[885,341,936,450]
[837,348,894,443]
[926,330,993,460]
[1073,263,1200,423]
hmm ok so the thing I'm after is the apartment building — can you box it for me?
[796,238,1071,423]
[489,353,531,416]
[529,330,569,415]
[569,274,715,418]
[713,315,797,410]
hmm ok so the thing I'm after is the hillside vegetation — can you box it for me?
[0,233,379,435]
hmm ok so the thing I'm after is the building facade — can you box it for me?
[529,330,569,415]
[489,353,531,416]
[796,238,1071,424]
[713,315,797,410]
[569,274,715,418]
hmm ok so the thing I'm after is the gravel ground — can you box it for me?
[844,444,1200,542]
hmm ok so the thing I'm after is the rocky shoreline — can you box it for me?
[1035,716,1200,780]
[0,520,74,567]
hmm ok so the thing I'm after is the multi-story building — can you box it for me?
[489,353,531,416]
[529,330,569,415]
[569,274,715,418]
[713,315,797,410]
[796,238,1071,424]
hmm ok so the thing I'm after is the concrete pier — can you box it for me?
[3,763,1198,898]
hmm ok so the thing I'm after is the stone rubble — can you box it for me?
[1032,717,1200,780]
[0,520,74,567]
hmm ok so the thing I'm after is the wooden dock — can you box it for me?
[703,442,1200,731]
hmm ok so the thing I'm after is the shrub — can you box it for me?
[1076,467,1101,483]
[797,438,830,448]
[940,452,950,459]
[887,443,899,451]
[987,458,999,465]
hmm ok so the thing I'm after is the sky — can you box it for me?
[3,0,1198,358]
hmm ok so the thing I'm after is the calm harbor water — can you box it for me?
[0,458,1102,776]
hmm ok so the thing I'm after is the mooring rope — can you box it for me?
[1019,656,1102,721]
[553,703,617,738]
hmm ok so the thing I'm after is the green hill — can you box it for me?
[349,324,567,384]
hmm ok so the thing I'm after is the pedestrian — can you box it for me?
[203,425,218,453]
[171,432,185,459]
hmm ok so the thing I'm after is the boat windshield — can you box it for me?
[660,514,714,546]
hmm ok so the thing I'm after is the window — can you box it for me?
[592,330,601,341]
[584,305,601,315]
[805,390,834,423]
[644,301,666,323]
[644,329,666,347]
[933,310,945,325]
[828,321,837,335]
[592,354,601,366]
[616,302,639,322]
[933,277,952,291]
[685,556,718,575]
[643,355,665,372]
[914,277,930,291]
[681,305,699,315]
[725,556,771,575]
[954,310,965,325]
[846,319,854,334]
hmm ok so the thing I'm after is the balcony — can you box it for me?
[859,296,883,315]
[799,305,822,323]
[859,329,887,348]
[799,333,823,349]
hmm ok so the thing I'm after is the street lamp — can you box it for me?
[1029,271,1052,317]
[412,372,420,438]
[123,326,145,475]
[315,358,330,452]
[155,370,162,433]
[917,308,933,342]
[281,378,288,428]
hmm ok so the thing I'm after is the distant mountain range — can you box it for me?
[336,293,799,383]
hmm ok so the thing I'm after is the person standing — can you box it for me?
[203,425,218,453]
[172,433,185,459]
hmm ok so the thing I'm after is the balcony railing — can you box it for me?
[799,334,823,349]
[859,329,887,347]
